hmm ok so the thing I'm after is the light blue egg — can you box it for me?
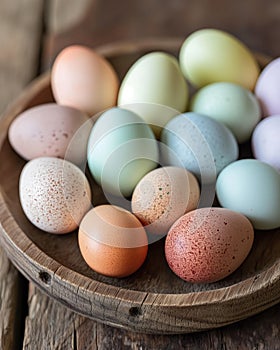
[160,112,238,184]
[216,159,280,230]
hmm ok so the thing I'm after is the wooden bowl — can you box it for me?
[0,38,279,334]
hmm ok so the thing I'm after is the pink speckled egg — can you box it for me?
[19,157,92,234]
[131,166,200,235]
[8,103,92,166]
[165,207,254,283]
[255,57,280,117]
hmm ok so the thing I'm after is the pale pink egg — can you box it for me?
[51,45,119,117]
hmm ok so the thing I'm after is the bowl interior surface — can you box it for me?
[0,41,279,297]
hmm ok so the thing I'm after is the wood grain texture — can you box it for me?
[0,0,44,349]
[0,0,44,113]
[0,41,279,335]
[43,0,280,69]
[47,0,92,35]
[23,285,280,350]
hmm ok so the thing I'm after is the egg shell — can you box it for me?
[19,157,91,234]
[179,28,260,90]
[87,107,159,197]
[8,103,92,166]
[165,207,254,283]
[160,112,238,183]
[131,166,200,235]
[216,159,280,230]
[252,115,280,171]
[118,52,189,137]
[190,82,261,143]
[51,45,119,116]
[255,57,280,117]
[78,205,148,277]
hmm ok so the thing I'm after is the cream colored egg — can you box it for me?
[19,157,91,234]
[51,45,119,117]
[118,52,189,137]
[131,166,200,235]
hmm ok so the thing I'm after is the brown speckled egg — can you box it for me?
[8,103,92,166]
[131,166,200,234]
[19,157,91,234]
[78,205,148,278]
[165,207,254,283]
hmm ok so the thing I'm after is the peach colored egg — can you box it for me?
[8,103,92,166]
[51,45,119,116]
[131,166,200,235]
[19,157,92,234]
[165,207,254,283]
[78,205,148,278]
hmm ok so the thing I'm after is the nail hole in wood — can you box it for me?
[39,271,51,285]
[129,307,142,317]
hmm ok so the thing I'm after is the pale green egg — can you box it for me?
[118,52,189,137]
[87,107,159,197]
[190,82,261,143]
[179,29,260,90]
[216,159,280,230]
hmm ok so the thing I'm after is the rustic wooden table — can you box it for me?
[0,0,280,349]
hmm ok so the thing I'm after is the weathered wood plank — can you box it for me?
[23,285,280,350]
[47,0,92,35]
[0,0,44,114]
[0,0,45,349]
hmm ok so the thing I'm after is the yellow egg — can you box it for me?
[179,29,260,90]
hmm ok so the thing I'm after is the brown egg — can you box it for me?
[165,207,254,283]
[51,45,119,117]
[78,205,148,278]
[131,166,200,235]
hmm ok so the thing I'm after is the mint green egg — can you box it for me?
[87,107,159,197]
[216,159,280,229]
[190,82,261,143]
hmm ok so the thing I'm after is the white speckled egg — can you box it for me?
[19,157,92,234]
[131,166,200,235]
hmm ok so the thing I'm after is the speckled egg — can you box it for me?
[78,205,148,277]
[131,166,200,235]
[19,157,92,234]
[8,103,92,166]
[160,112,238,183]
[165,207,254,283]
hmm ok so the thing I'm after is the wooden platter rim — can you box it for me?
[0,38,279,333]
